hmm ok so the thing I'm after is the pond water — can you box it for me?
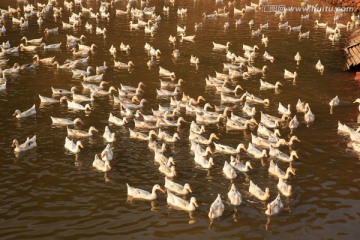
[0,0,359,239]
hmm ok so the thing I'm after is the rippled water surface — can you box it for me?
[0,0,360,239]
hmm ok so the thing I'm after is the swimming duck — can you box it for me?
[263,51,274,63]
[213,142,246,155]
[129,129,157,141]
[223,161,237,179]
[304,107,315,123]
[296,99,309,113]
[329,96,340,107]
[177,25,186,34]
[277,178,292,197]
[228,183,242,206]
[289,115,299,130]
[103,126,116,142]
[38,95,67,104]
[13,104,36,119]
[64,137,83,153]
[269,146,299,162]
[208,194,224,219]
[265,194,283,215]
[260,80,281,90]
[246,94,270,105]
[194,151,214,169]
[192,142,212,156]
[159,164,177,178]
[261,34,269,47]
[134,119,159,129]
[213,41,230,50]
[257,124,281,138]
[159,66,175,78]
[315,60,324,74]
[12,135,37,152]
[314,20,328,28]
[242,103,256,117]
[278,21,289,29]
[294,52,301,65]
[247,143,268,158]
[66,100,91,111]
[158,130,180,143]
[50,116,83,126]
[165,177,192,195]
[216,84,243,94]
[278,102,291,115]
[284,69,297,80]
[337,121,355,135]
[180,33,195,42]
[249,180,270,201]
[190,55,200,64]
[21,36,43,46]
[114,60,134,69]
[92,154,111,172]
[166,190,198,211]
[269,160,296,179]
[289,24,302,32]
[126,183,164,200]
[251,134,286,149]
[67,126,98,138]
[108,113,128,126]
[101,144,113,161]
[230,156,252,172]
[33,54,54,65]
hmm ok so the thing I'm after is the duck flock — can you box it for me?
[2,0,360,223]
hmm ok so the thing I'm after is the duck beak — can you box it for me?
[188,187,193,193]
[159,188,166,194]
[194,200,199,207]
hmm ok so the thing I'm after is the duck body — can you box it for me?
[126,183,164,200]
[12,135,37,152]
[92,154,111,172]
[208,194,224,219]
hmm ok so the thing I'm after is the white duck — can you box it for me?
[230,156,253,172]
[289,115,299,130]
[353,98,360,111]
[263,51,274,63]
[249,180,270,201]
[315,60,324,74]
[260,80,282,89]
[223,161,237,179]
[284,69,297,80]
[213,142,247,155]
[194,151,214,169]
[103,126,116,142]
[278,102,291,115]
[257,124,281,138]
[159,66,175,78]
[265,194,283,215]
[269,160,296,179]
[126,183,164,200]
[329,96,340,108]
[108,113,128,126]
[13,104,36,119]
[159,165,177,178]
[277,178,292,197]
[165,177,192,195]
[66,100,91,111]
[51,117,83,126]
[129,129,157,141]
[64,137,83,153]
[101,144,113,161]
[213,41,230,50]
[304,108,315,123]
[208,194,224,219]
[247,143,268,158]
[12,135,37,152]
[191,133,218,145]
[296,99,309,113]
[67,126,98,138]
[39,95,67,104]
[228,183,242,206]
[92,154,111,172]
[166,190,198,211]
[294,52,301,65]
[269,147,299,162]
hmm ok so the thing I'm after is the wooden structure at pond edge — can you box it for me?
[343,29,360,70]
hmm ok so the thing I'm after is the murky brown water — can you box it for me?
[0,0,360,239]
